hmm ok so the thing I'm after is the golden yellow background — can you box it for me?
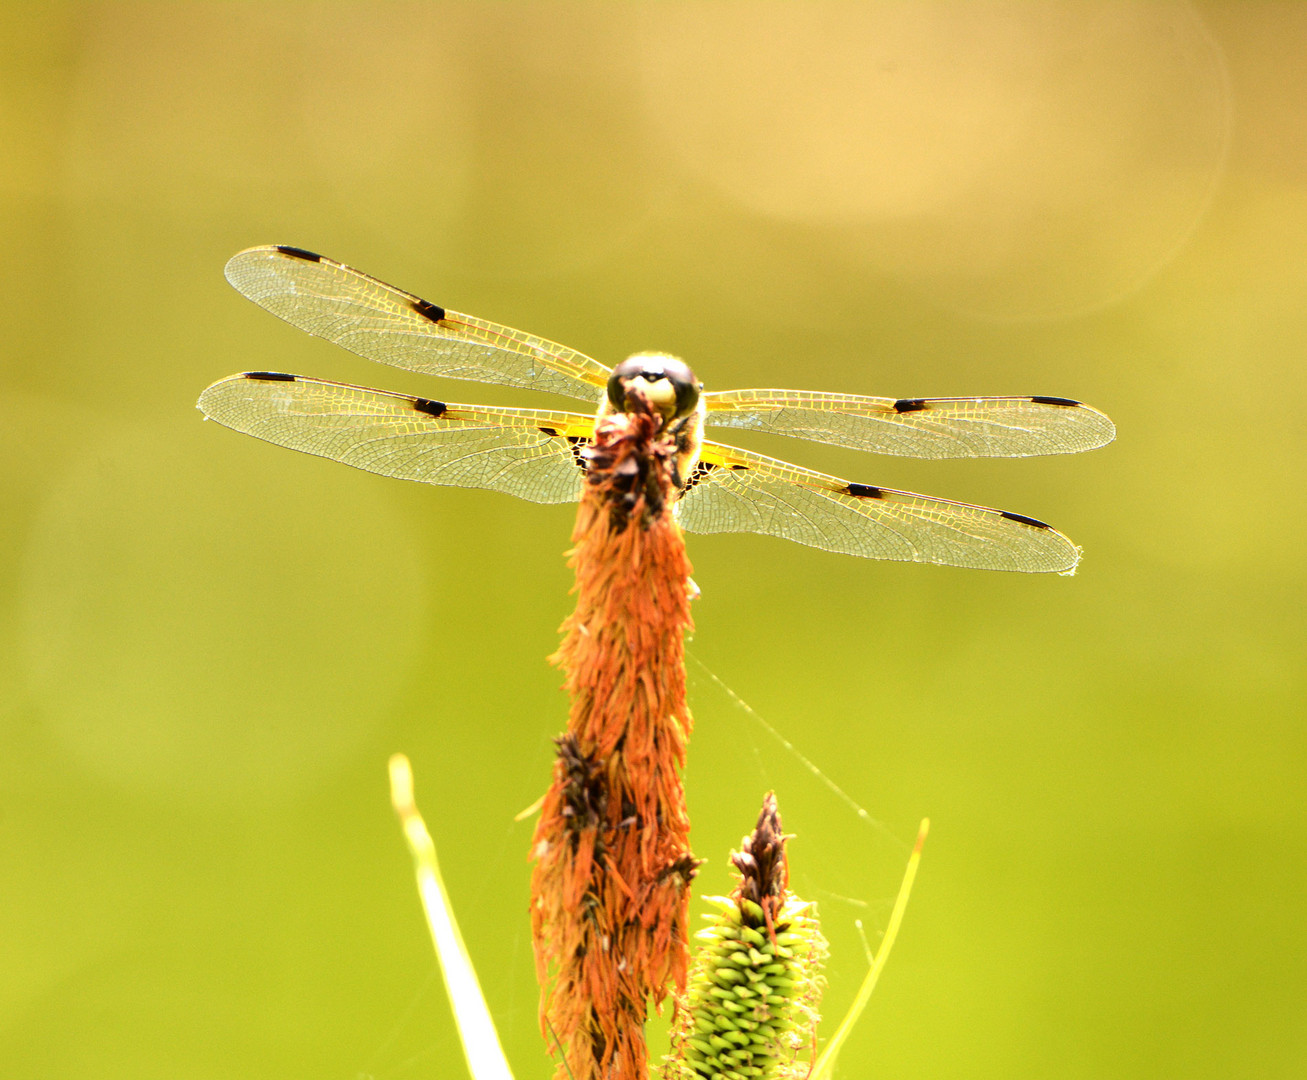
[3,4,1303,1078]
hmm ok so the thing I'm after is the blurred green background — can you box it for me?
[3,3,1303,1078]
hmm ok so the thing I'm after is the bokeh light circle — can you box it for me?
[20,421,429,806]
[638,1,1230,320]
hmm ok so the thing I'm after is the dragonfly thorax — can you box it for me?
[608,353,701,422]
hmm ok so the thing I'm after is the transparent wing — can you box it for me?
[703,389,1115,459]
[224,246,610,402]
[197,372,593,504]
[678,441,1081,573]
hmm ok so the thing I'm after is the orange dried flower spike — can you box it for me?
[531,395,700,1080]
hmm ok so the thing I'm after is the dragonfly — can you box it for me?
[198,245,1115,573]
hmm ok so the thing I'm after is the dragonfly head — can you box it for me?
[608,353,701,423]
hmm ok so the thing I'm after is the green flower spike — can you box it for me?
[666,793,828,1080]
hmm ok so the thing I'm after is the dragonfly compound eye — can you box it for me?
[608,353,702,419]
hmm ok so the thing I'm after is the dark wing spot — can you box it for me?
[274,245,323,262]
[537,427,587,469]
[1000,510,1051,529]
[682,460,717,492]
[844,482,884,499]
[729,463,749,471]
[893,398,928,413]
[1030,396,1081,407]
[565,435,588,470]
[412,397,447,418]
[244,371,297,382]
[410,298,446,323]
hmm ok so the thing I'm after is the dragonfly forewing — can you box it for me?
[224,246,610,402]
[703,390,1115,459]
